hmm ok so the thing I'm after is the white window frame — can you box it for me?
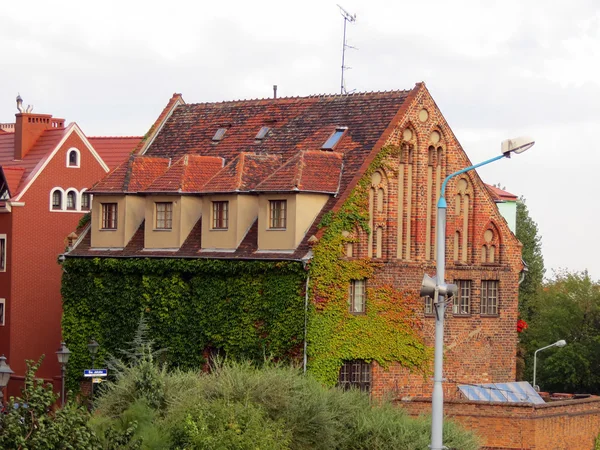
[66,148,81,168]
[155,202,173,230]
[0,234,6,272]
[348,279,366,314]
[80,189,92,211]
[101,203,118,230]
[50,187,65,211]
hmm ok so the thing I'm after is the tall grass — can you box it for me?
[91,359,480,449]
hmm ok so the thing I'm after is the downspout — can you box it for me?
[303,273,310,374]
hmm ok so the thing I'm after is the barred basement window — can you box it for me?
[338,360,371,392]
[348,279,366,314]
[481,280,499,315]
[453,280,472,315]
[155,202,173,229]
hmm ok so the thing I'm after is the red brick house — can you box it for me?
[66,83,525,399]
[0,96,140,396]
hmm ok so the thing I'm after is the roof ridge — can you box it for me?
[184,89,412,106]
[88,136,142,139]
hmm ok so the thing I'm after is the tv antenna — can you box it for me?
[337,4,357,94]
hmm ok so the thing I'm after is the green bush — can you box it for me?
[91,353,480,450]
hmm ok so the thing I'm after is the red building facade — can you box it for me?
[0,97,139,396]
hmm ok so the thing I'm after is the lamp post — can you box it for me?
[56,342,71,407]
[423,136,535,450]
[88,338,99,403]
[0,355,14,409]
[533,339,566,392]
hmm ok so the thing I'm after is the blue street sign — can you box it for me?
[83,369,107,377]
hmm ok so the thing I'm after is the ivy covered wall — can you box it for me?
[61,258,306,389]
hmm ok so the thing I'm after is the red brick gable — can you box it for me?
[90,155,170,193]
[202,153,282,193]
[255,150,343,193]
[145,154,224,193]
[88,136,142,170]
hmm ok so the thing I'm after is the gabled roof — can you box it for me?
[88,136,142,170]
[485,184,518,202]
[1,167,25,197]
[90,155,171,193]
[255,150,343,194]
[144,154,224,193]
[0,128,68,196]
[201,153,282,193]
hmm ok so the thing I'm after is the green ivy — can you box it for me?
[61,258,306,391]
[307,145,431,385]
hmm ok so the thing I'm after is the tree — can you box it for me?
[516,197,545,320]
[0,359,98,449]
[520,271,600,393]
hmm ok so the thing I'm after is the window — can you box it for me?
[348,279,366,314]
[322,127,347,150]
[424,295,433,315]
[0,236,6,271]
[481,280,499,315]
[212,201,229,229]
[51,190,62,210]
[101,203,118,229]
[66,191,76,210]
[212,128,227,142]
[81,192,91,211]
[155,202,173,229]
[0,299,4,326]
[255,126,270,140]
[338,360,371,392]
[453,280,472,315]
[269,200,287,229]
[68,149,79,167]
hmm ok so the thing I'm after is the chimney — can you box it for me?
[13,95,65,160]
[273,85,277,99]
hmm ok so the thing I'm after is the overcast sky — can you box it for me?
[1,0,597,280]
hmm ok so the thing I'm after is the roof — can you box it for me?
[485,184,518,202]
[0,128,68,196]
[1,167,25,197]
[71,87,421,259]
[87,136,142,170]
[202,153,282,193]
[90,155,171,193]
[144,154,224,193]
[255,150,343,194]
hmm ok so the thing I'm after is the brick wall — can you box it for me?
[399,397,600,449]
[356,87,523,399]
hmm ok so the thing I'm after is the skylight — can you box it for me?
[322,127,347,150]
[212,128,228,142]
[255,126,270,140]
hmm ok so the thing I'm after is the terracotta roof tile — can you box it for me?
[1,167,25,197]
[255,150,342,193]
[90,155,171,193]
[202,153,282,193]
[87,136,142,170]
[145,154,224,193]
[485,184,518,201]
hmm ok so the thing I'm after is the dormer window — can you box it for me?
[67,148,80,167]
[212,128,228,142]
[322,127,347,150]
[255,126,270,140]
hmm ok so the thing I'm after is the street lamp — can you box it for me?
[422,136,535,450]
[88,338,100,403]
[56,342,71,407]
[533,339,566,392]
[0,355,14,408]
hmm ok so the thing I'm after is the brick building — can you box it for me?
[0,96,140,396]
[66,83,525,398]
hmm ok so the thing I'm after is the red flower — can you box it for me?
[517,319,528,333]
